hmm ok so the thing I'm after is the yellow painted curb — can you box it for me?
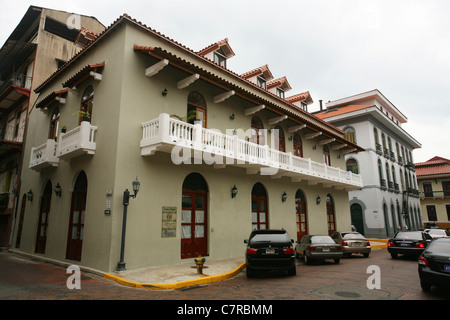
[367,238,388,249]
[104,261,247,290]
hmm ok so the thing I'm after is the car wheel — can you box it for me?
[288,265,296,276]
[390,253,398,259]
[334,258,340,264]
[304,253,311,265]
[363,253,370,258]
[420,281,432,292]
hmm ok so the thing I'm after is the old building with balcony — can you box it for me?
[0,6,104,249]
[12,13,363,272]
[314,89,422,238]
[416,156,450,230]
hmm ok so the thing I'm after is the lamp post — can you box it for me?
[117,177,140,271]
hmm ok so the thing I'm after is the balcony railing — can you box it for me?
[140,113,363,190]
[29,122,97,171]
[0,73,32,94]
[29,139,59,171]
[58,121,97,160]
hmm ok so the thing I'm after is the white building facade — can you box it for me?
[315,90,422,238]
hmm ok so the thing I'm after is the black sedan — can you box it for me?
[418,238,450,291]
[244,229,296,277]
[387,231,433,259]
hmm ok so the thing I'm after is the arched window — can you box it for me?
[187,92,207,127]
[181,173,208,258]
[323,146,331,166]
[251,183,268,230]
[251,116,265,145]
[378,159,384,185]
[344,127,356,143]
[274,125,285,152]
[326,194,336,235]
[80,86,94,124]
[295,189,307,241]
[49,107,60,140]
[346,158,359,174]
[374,128,380,152]
[293,133,303,157]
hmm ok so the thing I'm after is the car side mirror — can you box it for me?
[244,239,248,244]
[291,239,294,243]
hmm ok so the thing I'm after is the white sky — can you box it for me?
[1,0,449,163]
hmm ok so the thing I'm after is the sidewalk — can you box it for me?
[104,240,388,290]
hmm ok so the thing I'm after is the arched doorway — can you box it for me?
[66,171,88,261]
[326,194,336,235]
[35,181,52,254]
[251,183,268,230]
[350,203,364,235]
[295,189,307,240]
[181,173,208,258]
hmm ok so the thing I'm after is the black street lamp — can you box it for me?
[117,177,140,271]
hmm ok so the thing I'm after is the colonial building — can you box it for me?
[0,6,104,249]
[12,13,363,272]
[315,89,422,238]
[415,156,450,230]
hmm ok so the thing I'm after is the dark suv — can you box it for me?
[244,229,296,277]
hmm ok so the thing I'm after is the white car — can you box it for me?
[424,229,449,239]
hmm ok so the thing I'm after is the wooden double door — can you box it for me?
[181,190,208,259]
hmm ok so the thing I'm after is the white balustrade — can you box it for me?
[140,113,363,189]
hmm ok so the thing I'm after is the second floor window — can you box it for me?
[344,127,356,143]
[187,91,207,127]
[293,134,303,157]
[80,86,94,124]
[49,107,60,141]
[323,146,330,166]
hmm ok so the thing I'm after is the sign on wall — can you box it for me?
[162,206,177,237]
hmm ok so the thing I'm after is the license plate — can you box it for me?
[444,265,450,273]
[400,243,410,247]
[266,248,275,254]
[352,242,363,247]
[322,247,330,252]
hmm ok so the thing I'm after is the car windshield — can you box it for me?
[311,236,335,244]
[342,232,365,239]
[395,231,423,240]
[250,233,289,244]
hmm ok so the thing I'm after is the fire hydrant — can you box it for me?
[194,255,206,274]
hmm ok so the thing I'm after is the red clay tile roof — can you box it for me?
[36,88,68,109]
[197,38,235,58]
[267,76,291,90]
[314,105,373,119]
[240,64,274,81]
[285,91,313,104]
[415,156,450,177]
[62,62,104,89]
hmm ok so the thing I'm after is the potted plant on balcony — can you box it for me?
[60,125,67,133]
[72,111,91,122]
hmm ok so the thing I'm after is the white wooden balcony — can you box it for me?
[29,139,59,171]
[140,113,363,190]
[29,122,97,171]
[58,121,97,160]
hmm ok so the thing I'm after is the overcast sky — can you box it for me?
[1,0,449,163]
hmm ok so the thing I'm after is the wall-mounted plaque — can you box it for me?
[162,206,177,237]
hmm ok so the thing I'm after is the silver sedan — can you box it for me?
[295,235,343,264]
[331,231,371,258]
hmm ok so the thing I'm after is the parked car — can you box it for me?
[418,238,450,291]
[331,231,371,258]
[424,228,449,239]
[295,235,343,264]
[244,229,296,277]
[387,231,433,259]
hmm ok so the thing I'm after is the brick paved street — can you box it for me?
[1,249,449,301]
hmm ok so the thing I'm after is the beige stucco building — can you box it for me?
[12,14,363,272]
[0,6,104,249]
